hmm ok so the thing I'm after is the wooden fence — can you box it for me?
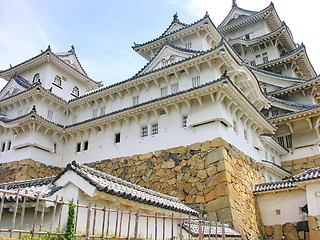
[0,189,230,240]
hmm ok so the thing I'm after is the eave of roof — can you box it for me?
[268,106,320,123]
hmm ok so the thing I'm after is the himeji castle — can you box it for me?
[0,1,320,239]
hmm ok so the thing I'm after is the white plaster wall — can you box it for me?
[256,189,307,225]
[305,182,320,217]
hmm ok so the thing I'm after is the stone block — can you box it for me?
[210,137,230,149]
[216,207,232,222]
[265,225,274,236]
[308,216,318,230]
[205,147,227,166]
[205,171,227,188]
[190,142,201,151]
[197,169,207,179]
[274,224,283,240]
[185,195,195,204]
[195,195,205,203]
[139,152,153,160]
[201,141,211,152]
[167,146,186,154]
[310,230,320,240]
[154,150,163,157]
[205,195,230,212]
[161,161,175,169]
[283,222,299,240]
[298,231,305,240]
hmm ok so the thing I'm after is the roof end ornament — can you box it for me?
[173,12,179,22]
[232,0,237,8]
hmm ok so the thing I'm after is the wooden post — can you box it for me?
[75,200,80,234]
[155,212,158,240]
[222,220,225,240]
[19,195,27,238]
[162,212,166,240]
[10,188,20,238]
[126,210,132,240]
[106,206,111,237]
[179,213,182,240]
[171,213,174,240]
[146,211,149,239]
[0,191,6,224]
[31,192,41,239]
[49,195,58,232]
[198,215,203,240]
[86,202,93,240]
[39,202,46,231]
[115,207,120,237]
[92,204,97,236]
[57,197,64,232]
[101,205,107,239]
[208,219,212,240]
[119,208,124,238]
[215,219,218,240]
[188,214,191,240]
[133,210,140,240]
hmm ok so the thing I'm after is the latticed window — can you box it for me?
[141,126,148,137]
[185,42,192,49]
[277,135,292,148]
[151,123,158,135]
[72,86,80,97]
[133,96,139,106]
[192,76,200,87]
[53,75,62,87]
[182,116,188,127]
[171,83,179,94]
[160,87,168,97]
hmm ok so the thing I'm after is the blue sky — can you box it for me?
[0,0,319,89]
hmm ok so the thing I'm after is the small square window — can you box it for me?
[192,76,200,87]
[151,123,158,135]
[53,75,62,87]
[115,133,121,143]
[76,143,81,152]
[245,34,250,40]
[185,42,192,49]
[83,141,89,151]
[263,56,269,63]
[100,106,106,116]
[250,61,256,66]
[72,86,80,97]
[141,126,148,137]
[171,83,179,94]
[275,209,281,215]
[133,96,139,106]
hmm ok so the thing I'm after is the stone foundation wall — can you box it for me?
[281,154,320,175]
[264,221,309,240]
[0,159,61,183]
[86,137,266,239]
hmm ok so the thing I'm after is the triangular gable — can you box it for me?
[163,22,186,36]
[219,6,257,28]
[56,47,87,76]
[0,75,32,100]
[139,44,196,75]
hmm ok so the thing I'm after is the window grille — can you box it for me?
[171,83,179,94]
[161,87,168,97]
[141,126,148,137]
[192,76,200,87]
[151,123,158,135]
[133,96,139,106]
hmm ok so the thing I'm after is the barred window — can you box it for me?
[53,75,62,87]
[151,123,158,135]
[133,96,139,106]
[192,76,200,87]
[171,83,179,94]
[141,126,148,137]
[160,87,168,97]
[182,116,188,127]
[277,135,292,148]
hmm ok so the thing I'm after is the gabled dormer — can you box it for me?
[138,42,199,75]
[0,74,33,100]
[162,13,188,36]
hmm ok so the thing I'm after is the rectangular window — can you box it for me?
[53,75,62,87]
[277,135,292,148]
[100,106,106,116]
[245,34,250,40]
[1,143,5,152]
[7,141,11,150]
[263,56,269,63]
[160,87,168,97]
[171,83,179,94]
[53,143,57,153]
[83,141,89,151]
[182,116,188,127]
[185,42,192,49]
[92,109,98,118]
[151,123,158,135]
[115,133,121,143]
[133,96,139,106]
[47,110,53,120]
[141,126,148,137]
[255,54,260,58]
[192,76,200,88]
[76,143,81,152]
[250,61,256,66]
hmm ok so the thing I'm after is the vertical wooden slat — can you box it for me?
[106,206,111,237]
[179,213,183,240]
[188,214,191,240]
[222,220,225,240]
[115,207,120,238]
[10,188,20,238]
[86,202,92,240]
[57,197,64,232]
[198,215,203,240]
[155,212,158,240]
[146,211,149,239]
[119,208,124,238]
[127,210,132,240]
[75,200,80,234]
[171,213,174,240]
[133,210,140,240]
[39,202,46,231]
[19,195,27,238]
[208,219,212,240]
[92,204,97,236]
[101,205,107,239]
[162,212,165,240]
[31,192,41,239]
[0,191,6,224]
[215,219,218,240]
[49,195,58,232]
